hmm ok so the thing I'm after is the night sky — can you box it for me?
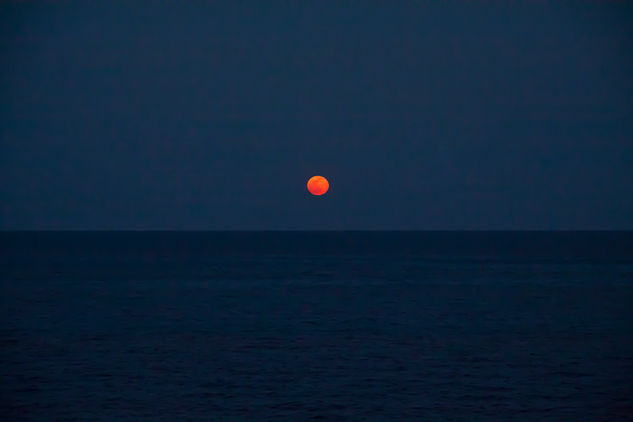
[2,2,632,230]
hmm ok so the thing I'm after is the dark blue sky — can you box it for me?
[2,1,632,230]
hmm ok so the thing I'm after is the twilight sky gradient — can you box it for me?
[1,1,632,230]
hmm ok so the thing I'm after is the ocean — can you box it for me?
[1,231,632,421]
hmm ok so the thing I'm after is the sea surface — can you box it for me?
[1,231,632,421]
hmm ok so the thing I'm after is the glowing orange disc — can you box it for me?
[307,175,329,196]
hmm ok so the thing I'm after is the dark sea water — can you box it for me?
[1,231,632,421]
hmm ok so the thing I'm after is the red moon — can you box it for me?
[307,176,329,196]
